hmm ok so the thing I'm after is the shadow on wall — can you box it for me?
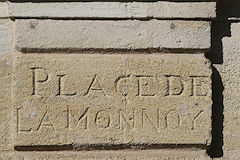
[217,0,240,20]
[206,0,240,158]
[206,65,224,158]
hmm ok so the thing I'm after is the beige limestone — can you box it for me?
[13,54,212,147]
[0,55,12,151]
[15,20,211,52]
[0,2,8,18]
[0,20,12,54]
[213,150,240,160]
[0,20,13,151]
[214,23,240,151]
[9,2,216,19]
[0,150,211,160]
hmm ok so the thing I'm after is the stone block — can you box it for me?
[13,54,212,147]
[0,19,13,151]
[216,22,240,151]
[0,20,12,54]
[213,150,240,160]
[0,55,12,150]
[15,20,211,52]
[0,2,8,18]
[9,1,216,19]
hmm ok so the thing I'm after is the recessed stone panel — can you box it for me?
[13,54,212,147]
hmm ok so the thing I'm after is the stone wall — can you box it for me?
[0,0,239,159]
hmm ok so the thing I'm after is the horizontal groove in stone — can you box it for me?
[14,144,207,151]
[17,48,209,54]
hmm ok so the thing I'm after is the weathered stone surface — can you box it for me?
[0,55,12,150]
[213,150,240,160]
[0,20,12,54]
[0,20,13,151]
[9,2,216,19]
[15,20,211,52]
[215,23,240,150]
[13,54,212,147]
[0,150,211,160]
[0,2,8,18]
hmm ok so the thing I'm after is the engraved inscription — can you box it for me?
[190,76,211,96]
[165,75,184,96]
[14,55,212,145]
[95,110,110,128]
[16,107,206,133]
[17,106,69,132]
[30,68,210,98]
[85,75,107,96]
[31,67,49,96]
[69,107,89,130]
[118,109,134,129]
[56,75,77,96]
[165,110,181,129]
[115,75,210,98]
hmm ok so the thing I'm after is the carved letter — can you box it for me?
[31,67,48,96]
[37,111,54,131]
[138,77,158,96]
[165,110,181,129]
[118,109,134,129]
[165,75,184,96]
[141,109,158,131]
[85,75,106,96]
[95,110,110,128]
[70,107,89,130]
[116,75,138,97]
[190,76,211,97]
[16,108,32,132]
[191,110,204,130]
[56,75,77,96]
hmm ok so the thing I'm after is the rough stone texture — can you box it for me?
[13,54,212,147]
[15,20,211,52]
[214,23,240,151]
[0,20,13,151]
[0,20,12,54]
[213,151,240,160]
[9,2,216,19]
[0,150,211,160]
[0,2,8,18]
[0,55,12,151]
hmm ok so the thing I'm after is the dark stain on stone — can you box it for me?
[170,23,176,30]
